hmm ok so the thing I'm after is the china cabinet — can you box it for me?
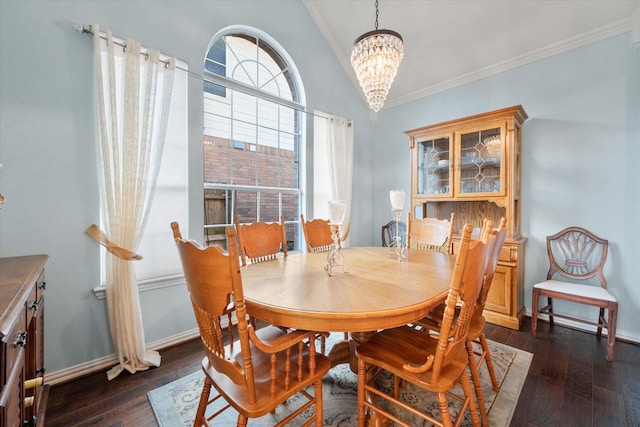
[405,105,527,329]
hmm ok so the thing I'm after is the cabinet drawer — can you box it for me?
[2,306,27,392]
[0,347,25,426]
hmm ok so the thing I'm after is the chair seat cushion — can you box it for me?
[533,280,617,302]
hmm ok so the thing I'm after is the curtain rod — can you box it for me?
[73,24,188,71]
[73,24,352,123]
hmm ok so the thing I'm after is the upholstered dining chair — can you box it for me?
[235,215,287,266]
[356,223,496,427]
[381,219,406,247]
[171,222,330,427]
[406,212,455,254]
[532,226,618,361]
[300,214,336,252]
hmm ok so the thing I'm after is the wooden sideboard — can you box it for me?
[0,255,48,427]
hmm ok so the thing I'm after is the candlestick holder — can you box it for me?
[325,200,347,276]
[325,223,345,276]
[390,208,406,261]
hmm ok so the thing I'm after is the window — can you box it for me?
[203,28,305,251]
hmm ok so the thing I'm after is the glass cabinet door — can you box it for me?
[417,136,451,196]
[457,126,503,195]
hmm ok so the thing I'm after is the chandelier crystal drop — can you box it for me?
[350,1,403,112]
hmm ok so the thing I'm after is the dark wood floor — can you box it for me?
[45,317,639,426]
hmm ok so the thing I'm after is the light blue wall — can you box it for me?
[373,33,640,341]
[0,0,637,375]
[0,0,374,373]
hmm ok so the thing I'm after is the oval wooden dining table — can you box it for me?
[241,246,455,369]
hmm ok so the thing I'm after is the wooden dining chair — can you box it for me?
[531,226,618,361]
[356,223,496,427]
[235,215,287,266]
[415,217,507,426]
[300,214,336,252]
[406,212,455,254]
[381,219,406,247]
[171,222,330,427]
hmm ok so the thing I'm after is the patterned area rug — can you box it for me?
[148,333,532,426]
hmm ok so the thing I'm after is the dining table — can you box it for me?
[241,246,456,369]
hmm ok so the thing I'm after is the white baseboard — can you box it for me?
[46,328,200,386]
[527,309,640,344]
[46,312,639,387]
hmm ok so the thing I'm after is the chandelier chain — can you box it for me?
[375,0,379,30]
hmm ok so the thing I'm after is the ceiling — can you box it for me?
[303,0,639,110]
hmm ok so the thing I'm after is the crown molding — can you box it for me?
[385,17,633,110]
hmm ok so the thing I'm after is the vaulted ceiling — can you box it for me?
[303,0,639,110]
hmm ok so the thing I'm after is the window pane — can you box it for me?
[259,193,280,223]
[235,190,257,224]
[282,193,299,223]
[204,39,226,97]
[232,142,257,186]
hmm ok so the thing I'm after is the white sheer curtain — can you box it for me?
[327,115,354,243]
[90,26,175,380]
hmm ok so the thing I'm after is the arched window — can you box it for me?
[203,27,305,251]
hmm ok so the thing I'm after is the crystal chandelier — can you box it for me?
[350,0,404,112]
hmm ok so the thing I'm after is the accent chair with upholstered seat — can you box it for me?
[171,222,330,427]
[531,226,618,361]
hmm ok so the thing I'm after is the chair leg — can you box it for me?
[531,288,539,338]
[314,379,324,425]
[607,302,618,361]
[479,333,500,392]
[547,297,554,326]
[466,340,489,426]
[459,372,481,427]
[194,377,212,427]
[597,307,605,336]
[437,391,454,427]
[357,359,366,427]
[237,414,248,427]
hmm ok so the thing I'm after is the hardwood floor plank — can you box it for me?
[510,374,538,425]
[525,376,565,426]
[565,359,592,400]
[559,393,592,426]
[45,318,640,426]
[593,385,627,427]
